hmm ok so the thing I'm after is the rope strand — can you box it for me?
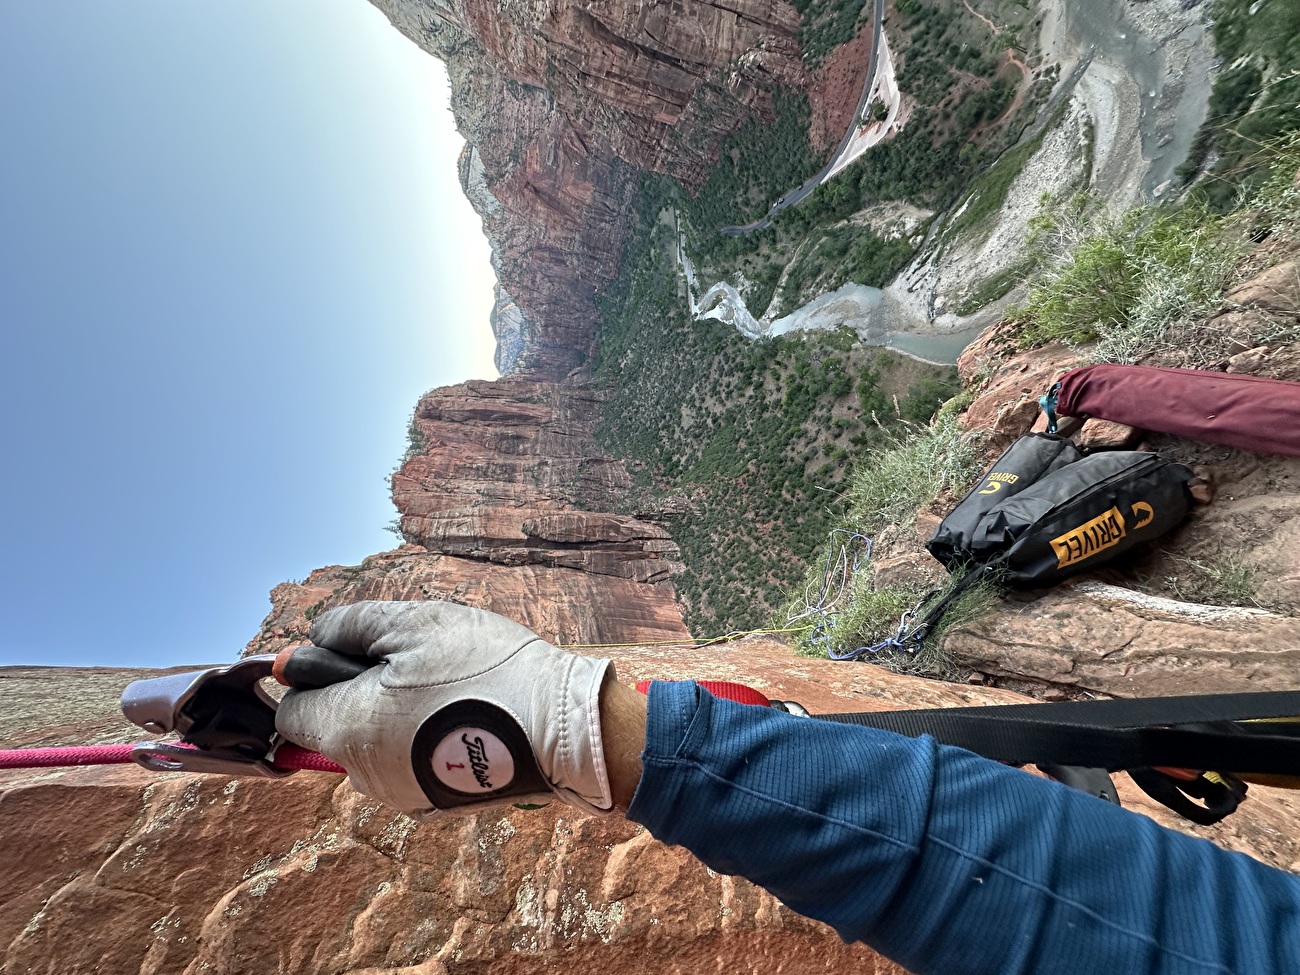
[0,742,344,774]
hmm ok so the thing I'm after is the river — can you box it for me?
[678,225,978,365]
[678,0,1214,364]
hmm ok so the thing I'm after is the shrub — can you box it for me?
[844,414,979,536]
[1255,131,1300,243]
[787,552,997,675]
[1014,199,1240,359]
[900,371,961,423]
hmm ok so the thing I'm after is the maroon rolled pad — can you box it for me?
[1056,364,1300,457]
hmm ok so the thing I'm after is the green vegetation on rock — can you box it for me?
[1177,0,1300,205]
[794,0,870,67]
[680,0,1044,322]
[840,413,979,537]
[783,415,991,671]
[1011,133,1300,363]
[684,89,821,252]
[593,178,961,637]
[1011,196,1240,355]
[941,101,1067,244]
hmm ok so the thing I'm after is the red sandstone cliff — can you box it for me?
[6,640,1298,974]
[246,377,688,656]
[371,0,808,376]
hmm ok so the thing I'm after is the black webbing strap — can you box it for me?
[900,555,1012,651]
[813,692,1300,775]
[901,561,996,648]
[1127,769,1248,826]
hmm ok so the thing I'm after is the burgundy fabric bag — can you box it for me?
[1055,364,1300,456]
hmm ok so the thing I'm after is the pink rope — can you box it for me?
[274,744,345,773]
[0,742,344,775]
[0,744,137,768]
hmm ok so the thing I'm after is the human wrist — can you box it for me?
[599,677,648,810]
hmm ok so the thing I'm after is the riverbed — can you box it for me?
[1040,0,1213,202]
[677,0,1215,364]
[679,224,981,365]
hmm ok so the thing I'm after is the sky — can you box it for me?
[0,1,499,668]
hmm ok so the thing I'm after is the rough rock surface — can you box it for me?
[904,256,1300,698]
[955,328,1080,459]
[1224,257,1299,318]
[393,378,679,582]
[245,377,690,657]
[369,0,808,377]
[244,546,690,658]
[945,579,1300,697]
[1075,417,1142,450]
[4,639,1298,975]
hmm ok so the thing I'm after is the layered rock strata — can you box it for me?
[371,0,807,375]
[246,377,689,656]
[946,579,1300,697]
[5,639,1298,974]
[391,378,675,580]
[244,546,689,657]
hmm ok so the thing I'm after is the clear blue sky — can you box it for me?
[0,2,499,667]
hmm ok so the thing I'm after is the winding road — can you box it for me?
[720,0,887,236]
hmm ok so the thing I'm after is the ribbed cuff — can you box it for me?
[626,680,703,833]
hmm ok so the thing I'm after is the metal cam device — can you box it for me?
[120,655,294,777]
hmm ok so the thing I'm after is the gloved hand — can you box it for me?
[274,600,615,818]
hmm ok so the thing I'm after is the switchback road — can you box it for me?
[720,0,886,236]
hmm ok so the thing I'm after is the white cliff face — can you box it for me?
[368,0,465,55]
[457,135,533,375]
[1041,0,1214,203]
[459,144,501,216]
[887,103,1092,330]
[490,284,529,373]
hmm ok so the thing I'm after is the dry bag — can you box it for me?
[978,451,1194,586]
[927,433,1081,569]
[927,442,1194,586]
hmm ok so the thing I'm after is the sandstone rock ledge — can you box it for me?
[4,640,1298,974]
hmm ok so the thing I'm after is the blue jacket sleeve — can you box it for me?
[626,681,1300,975]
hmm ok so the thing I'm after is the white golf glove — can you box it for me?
[275,600,615,818]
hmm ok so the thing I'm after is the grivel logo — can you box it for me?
[978,471,1021,495]
[1131,501,1154,529]
[1050,506,1127,569]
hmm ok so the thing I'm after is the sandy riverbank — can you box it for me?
[676,0,1219,361]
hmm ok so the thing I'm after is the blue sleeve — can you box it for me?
[627,681,1300,975]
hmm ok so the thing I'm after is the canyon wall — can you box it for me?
[371,0,807,376]
[240,0,826,655]
[9,7,1299,975]
[245,378,689,656]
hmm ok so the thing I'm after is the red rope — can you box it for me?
[634,679,771,707]
[0,743,344,775]
[275,744,345,773]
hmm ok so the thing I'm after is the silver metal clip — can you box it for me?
[120,655,295,777]
[129,742,293,777]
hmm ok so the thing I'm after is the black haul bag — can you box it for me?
[969,450,1194,587]
[927,433,1082,570]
